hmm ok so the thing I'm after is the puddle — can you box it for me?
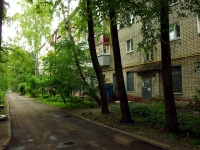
[63,115,71,117]
[63,141,75,145]
[57,141,76,148]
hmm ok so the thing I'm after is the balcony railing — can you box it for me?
[98,54,110,66]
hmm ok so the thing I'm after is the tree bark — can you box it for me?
[109,10,132,123]
[0,0,3,48]
[87,0,109,114]
[160,0,181,133]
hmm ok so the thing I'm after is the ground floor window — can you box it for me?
[172,66,182,93]
[126,72,134,91]
[113,74,117,92]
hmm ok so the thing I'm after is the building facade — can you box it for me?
[98,2,200,102]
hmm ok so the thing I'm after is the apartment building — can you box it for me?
[98,2,200,102]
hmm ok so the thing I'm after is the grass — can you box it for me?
[35,95,99,109]
[83,102,200,149]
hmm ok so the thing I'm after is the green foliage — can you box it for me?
[26,75,40,97]
[192,88,200,103]
[46,96,62,102]
[36,96,97,109]
[110,105,121,115]
[131,104,152,118]
[0,90,5,100]
[18,83,27,95]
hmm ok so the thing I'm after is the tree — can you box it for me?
[15,0,52,76]
[109,8,132,123]
[86,0,109,114]
[0,0,3,48]
[159,0,181,133]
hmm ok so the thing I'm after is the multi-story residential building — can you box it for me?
[97,2,200,102]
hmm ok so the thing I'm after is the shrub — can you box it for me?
[46,97,62,102]
[18,83,27,95]
[131,104,152,118]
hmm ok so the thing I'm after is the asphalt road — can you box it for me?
[6,91,165,150]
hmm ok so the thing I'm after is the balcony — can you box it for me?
[98,54,110,66]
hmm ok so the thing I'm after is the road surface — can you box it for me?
[6,91,164,150]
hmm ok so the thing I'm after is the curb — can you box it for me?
[67,112,171,150]
[1,97,12,150]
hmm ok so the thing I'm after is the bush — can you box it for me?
[18,83,27,95]
[46,97,63,102]
[131,104,152,118]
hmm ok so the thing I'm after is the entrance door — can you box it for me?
[142,75,152,101]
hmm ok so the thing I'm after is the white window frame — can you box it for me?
[169,23,180,41]
[169,0,179,6]
[146,48,154,62]
[117,13,134,30]
[126,39,134,53]
[197,15,200,34]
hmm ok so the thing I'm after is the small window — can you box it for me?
[146,48,154,61]
[96,45,110,55]
[169,0,179,6]
[126,72,134,91]
[117,13,134,30]
[172,66,182,94]
[197,15,200,34]
[126,39,133,53]
[169,23,180,40]
[113,74,117,92]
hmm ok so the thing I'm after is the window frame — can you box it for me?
[145,48,154,62]
[113,74,117,92]
[197,15,200,34]
[126,72,134,92]
[126,39,134,53]
[169,23,181,41]
[96,45,110,56]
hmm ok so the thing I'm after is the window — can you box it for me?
[117,13,134,30]
[146,48,154,61]
[169,0,179,6]
[169,23,180,40]
[172,66,182,94]
[197,15,200,34]
[113,74,117,92]
[126,39,133,53]
[96,45,110,55]
[126,72,134,91]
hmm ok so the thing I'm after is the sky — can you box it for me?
[2,0,79,44]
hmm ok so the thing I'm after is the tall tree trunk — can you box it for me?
[0,0,3,48]
[109,10,132,123]
[87,0,109,114]
[160,0,180,133]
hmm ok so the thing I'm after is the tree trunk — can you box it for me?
[109,10,132,123]
[87,0,109,114]
[0,0,3,48]
[66,22,102,106]
[160,0,181,133]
